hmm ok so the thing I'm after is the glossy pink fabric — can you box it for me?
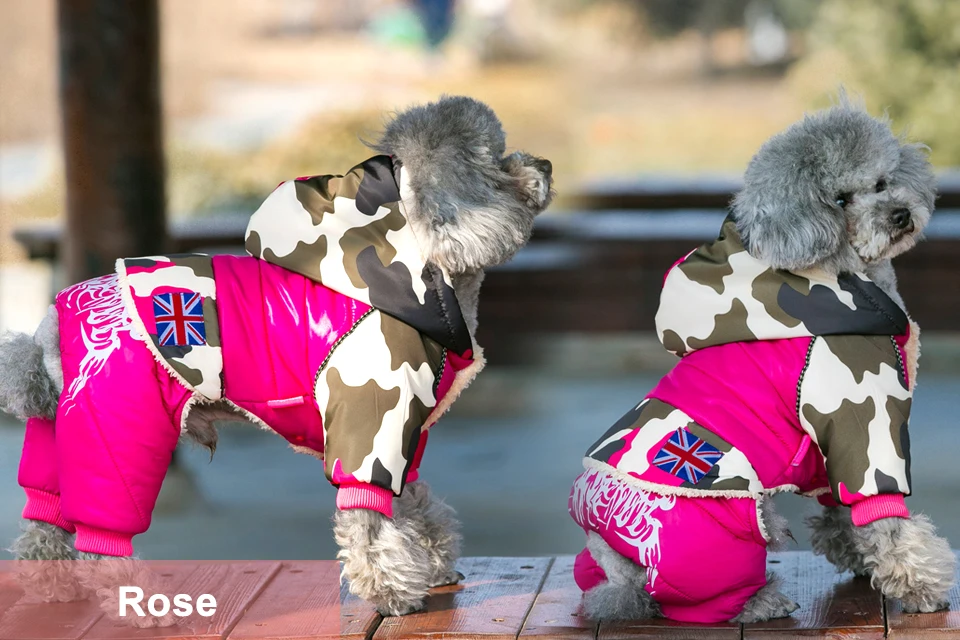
[18,256,454,556]
[212,255,368,452]
[47,275,191,555]
[648,336,830,493]
[570,470,767,624]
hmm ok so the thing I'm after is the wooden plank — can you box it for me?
[0,562,103,640]
[519,556,597,639]
[742,551,884,639]
[81,561,281,640]
[598,610,739,639]
[0,562,25,622]
[886,550,960,639]
[226,561,380,640]
[373,557,552,640]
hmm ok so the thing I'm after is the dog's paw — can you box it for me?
[899,596,950,614]
[734,593,799,623]
[429,569,464,588]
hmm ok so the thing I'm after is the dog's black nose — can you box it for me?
[892,208,912,229]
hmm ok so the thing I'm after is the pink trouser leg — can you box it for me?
[18,416,75,533]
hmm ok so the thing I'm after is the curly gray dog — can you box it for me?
[1,95,553,625]
[568,97,953,624]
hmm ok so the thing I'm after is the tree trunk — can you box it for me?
[58,0,167,285]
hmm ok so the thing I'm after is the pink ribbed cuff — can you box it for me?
[336,484,394,518]
[22,488,76,533]
[74,525,134,557]
[851,494,910,526]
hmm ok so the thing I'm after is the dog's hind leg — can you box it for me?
[74,553,180,628]
[10,519,88,602]
[807,504,871,576]
[393,481,463,588]
[581,532,659,621]
[734,497,799,622]
[733,571,799,622]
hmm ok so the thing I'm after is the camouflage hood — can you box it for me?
[656,217,908,356]
[244,155,473,356]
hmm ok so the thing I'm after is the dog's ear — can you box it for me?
[732,164,846,271]
[894,142,937,212]
[501,151,554,211]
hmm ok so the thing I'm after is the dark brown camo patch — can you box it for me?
[802,396,875,498]
[323,370,401,478]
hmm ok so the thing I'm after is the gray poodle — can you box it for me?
[1,95,553,624]
[571,97,953,624]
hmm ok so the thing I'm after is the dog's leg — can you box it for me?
[334,508,434,616]
[393,481,463,588]
[9,519,88,602]
[851,515,955,613]
[733,497,799,622]
[733,572,799,622]
[581,532,659,621]
[73,553,180,628]
[807,505,870,576]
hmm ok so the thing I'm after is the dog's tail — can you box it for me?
[0,311,61,421]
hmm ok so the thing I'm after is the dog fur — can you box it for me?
[0,95,554,622]
[582,97,953,624]
[736,97,953,620]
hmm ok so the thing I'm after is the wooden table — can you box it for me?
[1,552,957,639]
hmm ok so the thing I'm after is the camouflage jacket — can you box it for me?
[582,217,917,525]
[115,156,482,509]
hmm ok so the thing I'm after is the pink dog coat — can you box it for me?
[569,217,918,622]
[18,156,484,556]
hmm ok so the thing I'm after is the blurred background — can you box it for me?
[1,0,958,560]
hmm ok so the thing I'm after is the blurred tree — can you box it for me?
[623,0,821,73]
[795,0,960,165]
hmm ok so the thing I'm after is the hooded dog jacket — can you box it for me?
[18,155,482,557]
[569,217,916,622]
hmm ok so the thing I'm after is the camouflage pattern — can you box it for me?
[581,216,914,503]
[585,398,763,494]
[315,309,446,494]
[799,334,912,503]
[657,217,908,357]
[116,254,224,400]
[245,155,472,356]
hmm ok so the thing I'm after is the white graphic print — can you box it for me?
[60,274,141,413]
[571,470,676,591]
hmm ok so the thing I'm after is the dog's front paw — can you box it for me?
[429,569,464,588]
[898,595,950,614]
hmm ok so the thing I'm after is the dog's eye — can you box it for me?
[876,179,887,193]
[835,193,851,208]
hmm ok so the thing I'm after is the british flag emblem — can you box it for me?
[652,428,723,484]
[153,292,206,347]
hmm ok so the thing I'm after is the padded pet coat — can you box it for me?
[18,155,483,556]
[569,217,917,622]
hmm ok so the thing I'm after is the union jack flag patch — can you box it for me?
[652,427,724,484]
[153,292,207,347]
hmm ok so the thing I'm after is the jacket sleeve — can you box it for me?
[314,310,444,517]
[798,334,912,526]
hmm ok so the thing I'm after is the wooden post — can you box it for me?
[58,0,167,285]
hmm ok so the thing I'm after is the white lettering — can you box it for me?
[147,594,170,617]
[172,593,193,617]
[117,588,216,618]
[118,586,145,617]
[196,593,217,617]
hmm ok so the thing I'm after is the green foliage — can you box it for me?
[797,0,960,165]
